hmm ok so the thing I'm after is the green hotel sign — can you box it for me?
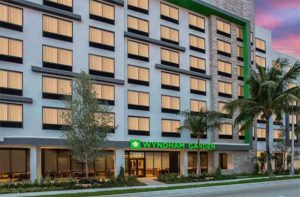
[130,139,216,150]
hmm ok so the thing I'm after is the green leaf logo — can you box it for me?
[130,139,141,149]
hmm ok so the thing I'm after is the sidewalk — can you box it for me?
[1,175,297,197]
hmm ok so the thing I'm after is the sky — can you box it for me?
[255,0,300,58]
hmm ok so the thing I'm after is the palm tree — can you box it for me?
[224,58,300,177]
[179,109,222,176]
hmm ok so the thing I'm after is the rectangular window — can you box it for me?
[190,78,206,95]
[237,46,243,61]
[257,128,266,141]
[161,48,179,67]
[273,129,282,142]
[89,54,114,78]
[236,26,243,41]
[251,32,253,45]
[90,0,114,24]
[161,95,180,114]
[161,71,180,91]
[219,153,228,169]
[42,76,72,100]
[43,45,73,71]
[219,123,233,139]
[43,15,73,42]
[128,16,149,36]
[238,66,244,80]
[218,81,232,98]
[239,126,245,139]
[161,119,180,137]
[217,60,232,77]
[128,116,150,136]
[128,90,149,111]
[189,35,205,53]
[128,0,149,14]
[251,51,254,63]
[238,85,244,98]
[0,70,22,96]
[128,65,149,86]
[217,19,231,37]
[189,13,205,32]
[0,103,22,128]
[289,114,297,125]
[89,27,115,51]
[0,36,23,63]
[127,40,149,61]
[190,56,205,73]
[96,112,115,133]
[43,107,70,130]
[256,55,266,68]
[255,38,266,53]
[92,83,115,105]
[44,0,73,12]
[0,3,23,31]
[190,99,206,112]
[160,3,179,24]
[218,102,229,116]
[160,25,179,45]
[217,40,231,57]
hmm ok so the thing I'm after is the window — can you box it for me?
[128,116,150,136]
[42,76,72,99]
[92,83,115,105]
[217,60,232,77]
[128,90,149,110]
[239,127,245,139]
[219,123,233,139]
[190,78,206,95]
[161,71,180,91]
[257,128,266,141]
[160,3,179,24]
[288,83,297,89]
[251,51,254,63]
[256,55,266,68]
[289,114,297,125]
[89,27,114,51]
[160,26,179,45]
[127,16,149,36]
[218,102,229,116]
[190,99,206,112]
[90,0,114,24]
[161,95,180,114]
[255,38,266,53]
[236,26,243,41]
[161,48,179,67]
[0,36,22,63]
[128,65,149,86]
[237,46,243,61]
[0,70,22,96]
[43,107,70,130]
[89,54,114,78]
[96,112,115,133]
[219,153,228,169]
[190,56,205,73]
[217,40,231,57]
[43,45,73,71]
[161,119,180,137]
[0,103,22,128]
[257,112,265,123]
[238,85,244,98]
[127,40,149,61]
[44,0,73,12]
[43,15,73,42]
[218,81,232,98]
[0,3,23,31]
[250,32,253,45]
[238,66,244,80]
[273,129,282,142]
[217,19,231,37]
[189,13,205,32]
[189,35,205,53]
[128,0,149,14]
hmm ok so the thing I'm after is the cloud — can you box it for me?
[272,34,300,58]
[255,12,282,30]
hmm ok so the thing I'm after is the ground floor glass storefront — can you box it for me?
[188,152,208,174]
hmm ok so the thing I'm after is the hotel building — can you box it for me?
[0,0,299,182]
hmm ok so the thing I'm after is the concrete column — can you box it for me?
[30,146,41,182]
[115,149,125,176]
[180,150,188,176]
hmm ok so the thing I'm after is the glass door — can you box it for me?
[137,159,145,177]
[129,158,145,177]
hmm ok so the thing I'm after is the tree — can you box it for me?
[224,58,300,177]
[62,72,113,178]
[179,109,222,175]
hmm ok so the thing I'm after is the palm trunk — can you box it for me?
[84,155,89,178]
[197,135,201,176]
[265,117,274,177]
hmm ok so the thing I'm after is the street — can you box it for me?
[104,179,300,197]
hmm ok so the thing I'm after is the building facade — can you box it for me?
[0,0,299,182]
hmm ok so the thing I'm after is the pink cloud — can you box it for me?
[266,0,300,9]
[255,12,282,30]
[272,34,300,58]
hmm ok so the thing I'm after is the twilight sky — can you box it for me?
[255,0,300,58]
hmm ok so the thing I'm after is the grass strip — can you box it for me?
[35,175,300,197]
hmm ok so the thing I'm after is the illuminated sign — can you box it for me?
[130,139,216,150]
